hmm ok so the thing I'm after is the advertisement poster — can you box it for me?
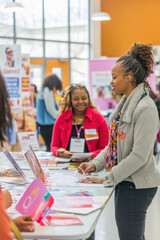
[92,71,112,99]
[21,54,31,107]
[0,45,21,108]
[89,58,117,111]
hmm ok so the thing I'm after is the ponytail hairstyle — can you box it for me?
[116,43,154,88]
[0,71,12,145]
[59,84,96,113]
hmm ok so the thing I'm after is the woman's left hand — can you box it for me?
[13,215,35,232]
[78,177,104,184]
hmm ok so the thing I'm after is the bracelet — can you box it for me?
[58,148,66,153]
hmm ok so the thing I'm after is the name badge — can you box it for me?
[70,138,85,153]
[85,129,99,141]
[85,129,97,135]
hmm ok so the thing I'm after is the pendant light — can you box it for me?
[92,12,111,21]
[4,2,24,13]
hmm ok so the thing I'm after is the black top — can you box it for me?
[66,124,89,152]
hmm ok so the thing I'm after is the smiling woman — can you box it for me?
[50,84,109,162]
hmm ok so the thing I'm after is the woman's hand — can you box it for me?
[2,190,12,209]
[79,177,104,184]
[58,150,72,158]
[72,155,93,163]
[13,215,35,232]
[78,162,96,174]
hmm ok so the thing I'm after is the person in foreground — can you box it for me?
[78,43,160,240]
[51,84,109,162]
[0,72,34,239]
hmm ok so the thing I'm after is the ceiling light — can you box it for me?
[92,12,111,21]
[4,2,24,13]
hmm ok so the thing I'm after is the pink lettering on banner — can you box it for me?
[22,136,29,140]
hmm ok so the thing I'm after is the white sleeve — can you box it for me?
[43,87,58,119]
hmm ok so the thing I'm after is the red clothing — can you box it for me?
[0,186,13,240]
[51,106,109,158]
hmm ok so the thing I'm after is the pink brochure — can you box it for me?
[16,179,54,223]
[40,214,83,226]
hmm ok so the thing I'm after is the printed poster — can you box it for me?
[0,45,21,108]
[92,71,112,99]
[21,54,31,107]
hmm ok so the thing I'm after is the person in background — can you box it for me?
[51,84,109,162]
[0,71,34,239]
[78,43,160,240]
[36,74,62,151]
[30,83,38,107]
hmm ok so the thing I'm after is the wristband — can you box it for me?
[58,148,66,153]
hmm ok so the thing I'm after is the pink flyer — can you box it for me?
[16,179,54,223]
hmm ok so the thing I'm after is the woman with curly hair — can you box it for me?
[78,43,160,240]
[51,83,109,162]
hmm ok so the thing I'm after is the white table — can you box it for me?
[0,152,114,240]
[21,186,114,240]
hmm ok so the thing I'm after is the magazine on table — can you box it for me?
[23,145,45,183]
[16,179,54,223]
[16,178,83,226]
[0,146,26,182]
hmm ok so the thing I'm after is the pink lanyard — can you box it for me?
[74,120,83,139]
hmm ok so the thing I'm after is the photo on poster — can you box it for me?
[0,45,21,108]
[92,71,112,99]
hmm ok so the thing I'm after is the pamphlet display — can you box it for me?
[16,179,83,226]
[18,132,39,151]
[16,179,54,223]
[24,146,45,182]
[1,146,26,180]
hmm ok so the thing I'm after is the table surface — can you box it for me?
[0,152,114,240]
[21,186,114,240]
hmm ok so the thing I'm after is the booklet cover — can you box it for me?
[18,132,40,151]
[16,179,54,223]
[1,146,26,180]
[24,146,45,183]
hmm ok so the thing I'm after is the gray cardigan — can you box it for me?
[92,83,160,189]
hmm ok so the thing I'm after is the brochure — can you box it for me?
[40,160,69,170]
[1,146,26,180]
[16,179,54,223]
[18,132,40,151]
[24,146,45,182]
[40,214,83,226]
[52,195,109,215]
[55,152,93,163]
